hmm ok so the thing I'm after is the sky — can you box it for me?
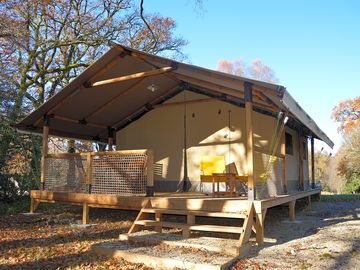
[145,0,360,153]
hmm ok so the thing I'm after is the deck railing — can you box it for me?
[41,149,154,196]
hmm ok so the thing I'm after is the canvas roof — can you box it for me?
[15,42,334,148]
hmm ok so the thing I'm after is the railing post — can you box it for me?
[86,153,93,193]
[244,82,255,200]
[146,149,154,197]
[40,115,50,190]
[107,126,114,151]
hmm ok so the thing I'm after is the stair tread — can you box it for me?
[142,208,247,218]
[135,220,244,233]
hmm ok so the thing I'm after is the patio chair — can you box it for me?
[200,155,225,192]
[200,157,248,196]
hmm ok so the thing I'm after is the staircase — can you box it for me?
[128,200,254,246]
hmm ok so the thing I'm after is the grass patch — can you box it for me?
[320,194,360,202]
[0,197,64,216]
[320,252,334,259]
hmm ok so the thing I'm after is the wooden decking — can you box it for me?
[30,188,321,247]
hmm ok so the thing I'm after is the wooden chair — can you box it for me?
[225,162,248,183]
[226,162,248,195]
[200,156,236,196]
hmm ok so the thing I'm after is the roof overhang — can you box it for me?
[14,42,334,148]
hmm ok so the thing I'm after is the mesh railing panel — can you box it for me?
[254,152,284,199]
[91,154,147,196]
[44,152,149,196]
[44,156,87,193]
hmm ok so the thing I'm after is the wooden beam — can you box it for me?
[52,114,107,129]
[91,66,174,87]
[311,137,315,188]
[244,82,255,200]
[260,189,321,209]
[46,149,151,159]
[153,98,214,109]
[254,145,285,159]
[280,129,287,193]
[33,88,82,127]
[31,190,149,209]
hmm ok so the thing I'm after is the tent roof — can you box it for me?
[15,42,334,148]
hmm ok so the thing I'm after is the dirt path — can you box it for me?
[0,197,359,270]
[231,199,360,270]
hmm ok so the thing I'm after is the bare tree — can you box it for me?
[217,58,278,83]
[0,0,187,118]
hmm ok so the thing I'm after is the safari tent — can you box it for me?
[15,42,333,247]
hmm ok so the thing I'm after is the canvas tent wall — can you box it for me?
[117,90,310,198]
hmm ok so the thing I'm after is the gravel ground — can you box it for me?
[230,199,360,270]
[0,196,359,270]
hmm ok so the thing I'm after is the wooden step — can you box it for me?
[142,208,247,219]
[134,220,244,234]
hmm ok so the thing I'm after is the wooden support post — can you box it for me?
[311,137,315,189]
[107,127,114,151]
[82,202,89,225]
[254,208,267,245]
[307,195,312,209]
[298,133,304,191]
[30,198,40,213]
[187,214,195,225]
[30,198,35,214]
[146,149,154,197]
[281,129,287,194]
[244,82,255,200]
[239,202,255,246]
[40,116,50,190]
[288,200,296,221]
[183,214,195,238]
[155,212,162,233]
[86,153,93,193]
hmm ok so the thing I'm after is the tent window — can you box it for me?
[285,132,293,155]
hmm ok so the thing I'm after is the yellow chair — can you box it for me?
[200,157,248,196]
[200,156,231,196]
[200,156,226,178]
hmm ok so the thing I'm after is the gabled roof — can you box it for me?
[15,42,334,148]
